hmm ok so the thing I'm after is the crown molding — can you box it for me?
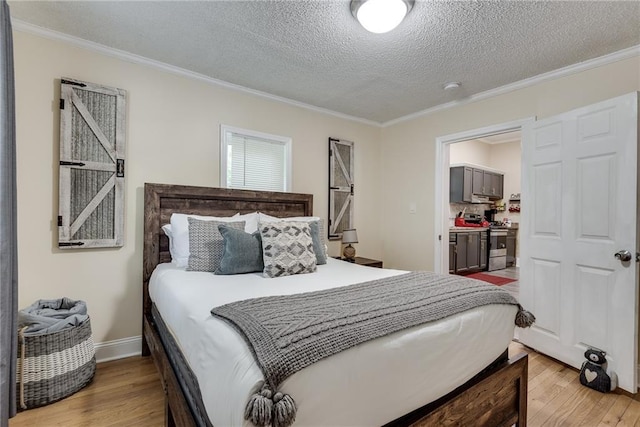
[11,19,381,128]
[383,44,640,127]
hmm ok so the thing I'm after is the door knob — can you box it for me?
[614,250,633,262]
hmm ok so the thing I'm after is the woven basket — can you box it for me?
[16,318,96,410]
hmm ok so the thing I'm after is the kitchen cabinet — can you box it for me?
[476,169,503,199]
[449,166,473,203]
[451,230,487,274]
[472,169,484,196]
[455,232,468,273]
[449,234,456,273]
[466,232,480,270]
[489,173,503,199]
[450,166,504,202]
[506,229,517,267]
[480,232,488,270]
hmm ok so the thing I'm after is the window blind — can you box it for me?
[224,129,289,192]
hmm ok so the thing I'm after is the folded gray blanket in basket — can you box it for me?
[18,297,88,335]
[211,271,535,427]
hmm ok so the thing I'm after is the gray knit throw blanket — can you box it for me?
[211,271,534,427]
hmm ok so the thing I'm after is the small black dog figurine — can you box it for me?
[579,348,617,393]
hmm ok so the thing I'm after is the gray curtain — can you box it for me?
[0,0,17,424]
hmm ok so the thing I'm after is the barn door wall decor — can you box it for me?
[328,137,354,240]
[58,78,126,248]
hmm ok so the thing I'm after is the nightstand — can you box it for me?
[335,256,383,268]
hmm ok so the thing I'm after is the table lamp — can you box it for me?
[342,229,358,261]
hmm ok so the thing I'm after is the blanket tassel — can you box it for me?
[245,387,273,426]
[515,305,536,328]
[245,386,297,427]
[273,391,297,427]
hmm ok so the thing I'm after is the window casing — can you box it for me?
[220,125,292,192]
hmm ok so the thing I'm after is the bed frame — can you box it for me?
[142,183,528,427]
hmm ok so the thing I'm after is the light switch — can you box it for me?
[409,202,417,214]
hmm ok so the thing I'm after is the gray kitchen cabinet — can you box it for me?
[466,232,480,270]
[449,166,473,203]
[450,166,504,202]
[490,173,503,199]
[455,232,468,273]
[451,230,486,274]
[506,229,517,267]
[482,172,493,197]
[449,234,456,273]
[472,169,484,196]
[471,168,504,200]
[480,232,488,270]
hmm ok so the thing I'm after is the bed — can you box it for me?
[142,183,528,427]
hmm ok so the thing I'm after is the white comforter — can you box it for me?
[149,258,516,426]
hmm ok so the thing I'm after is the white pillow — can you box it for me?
[161,224,176,263]
[232,212,260,233]
[258,213,323,224]
[170,213,240,267]
[257,212,281,223]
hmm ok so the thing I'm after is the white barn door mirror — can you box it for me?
[58,78,127,249]
[328,137,354,240]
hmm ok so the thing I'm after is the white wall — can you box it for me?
[489,141,522,223]
[13,30,383,347]
[449,140,491,166]
[381,56,640,271]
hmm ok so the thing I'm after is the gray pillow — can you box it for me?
[309,221,327,265]
[216,225,263,275]
[187,218,245,272]
[260,221,317,278]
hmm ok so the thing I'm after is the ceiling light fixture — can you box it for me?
[351,0,414,34]
[444,82,461,90]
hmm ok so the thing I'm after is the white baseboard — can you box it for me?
[94,336,142,363]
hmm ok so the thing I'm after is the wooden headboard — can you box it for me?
[142,183,313,318]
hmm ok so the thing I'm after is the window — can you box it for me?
[220,125,292,192]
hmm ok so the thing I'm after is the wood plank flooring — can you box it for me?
[9,356,164,427]
[10,341,640,426]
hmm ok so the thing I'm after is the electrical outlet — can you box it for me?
[409,202,417,214]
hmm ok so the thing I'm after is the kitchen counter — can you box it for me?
[449,227,489,232]
[489,224,519,230]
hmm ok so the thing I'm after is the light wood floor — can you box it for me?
[10,341,640,426]
[9,356,164,427]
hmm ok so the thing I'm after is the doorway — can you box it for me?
[434,118,534,276]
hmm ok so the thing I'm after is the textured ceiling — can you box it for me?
[8,1,640,124]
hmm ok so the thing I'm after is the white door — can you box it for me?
[519,92,638,392]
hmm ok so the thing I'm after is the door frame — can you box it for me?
[434,117,535,274]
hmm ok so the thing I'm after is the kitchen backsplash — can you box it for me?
[449,202,522,227]
[449,202,492,223]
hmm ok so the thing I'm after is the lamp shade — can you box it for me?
[342,229,358,244]
[351,0,414,34]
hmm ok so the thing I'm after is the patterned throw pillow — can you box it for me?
[257,213,328,265]
[187,218,245,272]
[260,221,317,278]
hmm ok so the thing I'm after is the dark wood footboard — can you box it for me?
[386,352,528,427]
